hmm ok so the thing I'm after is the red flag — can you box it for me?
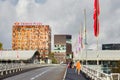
[93,0,100,37]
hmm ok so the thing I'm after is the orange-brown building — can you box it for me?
[12,22,51,59]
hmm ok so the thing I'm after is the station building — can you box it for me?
[0,50,40,63]
[102,44,120,50]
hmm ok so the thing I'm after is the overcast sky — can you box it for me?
[0,0,120,51]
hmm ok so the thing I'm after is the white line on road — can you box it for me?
[30,68,53,80]
[63,65,67,80]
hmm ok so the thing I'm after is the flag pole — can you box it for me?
[97,37,99,65]
[93,0,100,77]
[96,0,100,78]
[80,22,83,65]
[96,32,99,78]
[84,9,88,65]
[93,0,100,66]
[96,0,99,66]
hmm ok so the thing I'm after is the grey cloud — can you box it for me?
[0,0,120,51]
[35,0,47,4]
[9,0,19,5]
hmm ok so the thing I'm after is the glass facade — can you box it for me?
[102,44,120,50]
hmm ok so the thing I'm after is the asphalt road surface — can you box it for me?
[4,64,66,80]
[65,68,88,80]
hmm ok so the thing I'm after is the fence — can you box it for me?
[81,65,120,80]
[0,63,23,75]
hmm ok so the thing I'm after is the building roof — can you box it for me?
[0,50,38,60]
[76,50,120,61]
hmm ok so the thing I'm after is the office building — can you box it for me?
[54,35,72,63]
[12,22,51,60]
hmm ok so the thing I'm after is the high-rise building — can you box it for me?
[12,22,51,59]
[54,35,72,63]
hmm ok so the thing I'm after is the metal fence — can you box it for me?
[0,63,23,75]
[81,65,120,80]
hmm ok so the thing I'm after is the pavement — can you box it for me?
[65,68,89,80]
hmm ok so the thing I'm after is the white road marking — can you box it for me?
[63,66,67,80]
[30,68,53,80]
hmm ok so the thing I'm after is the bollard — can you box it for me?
[5,70,8,74]
[18,68,20,71]
[16,69,18,72]
[118,74,120,80]
[13,69,15,73]
[9,70,12,74]
[20,68,22,71]
[1,71,3,75]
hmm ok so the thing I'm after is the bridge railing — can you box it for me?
[110,73,120,80]
[81,65,120,80]
[0,63,51,76]
[0,63,23,75]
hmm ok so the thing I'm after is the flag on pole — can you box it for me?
[93,0,100,37]
[76,48,78,54]
[78,47,80,51]
[78,34,81,51]
[78,28,83,49]
[80,24,84,49]
[78,34,81,44]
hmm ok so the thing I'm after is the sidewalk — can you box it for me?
[65,68,88,80]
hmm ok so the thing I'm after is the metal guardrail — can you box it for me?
[0,63,23,75]
[110,73,120,80]
[0,63,56,76]
[81,65,120,80]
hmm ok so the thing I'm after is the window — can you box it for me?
[55,45,56,47]
[17,28,21,31]
[58,48,60,50]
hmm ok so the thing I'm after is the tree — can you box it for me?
[48,52,57,64]
[0,42,3,50]
[52,58,57,64]
[48,52,54,59]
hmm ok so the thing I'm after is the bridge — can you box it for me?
[72,50,120,80]
[0,50,120,80]
[0,63,66,80]
[0,63,119,80]
[64,65,120,80]
[81,65,120,80]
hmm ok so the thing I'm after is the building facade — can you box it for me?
[12,22,51,60]
[102,44,120,50]
[54,35,72,63]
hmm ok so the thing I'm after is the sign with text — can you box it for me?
[14,22,42,25]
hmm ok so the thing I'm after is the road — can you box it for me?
[4,64,66,80]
